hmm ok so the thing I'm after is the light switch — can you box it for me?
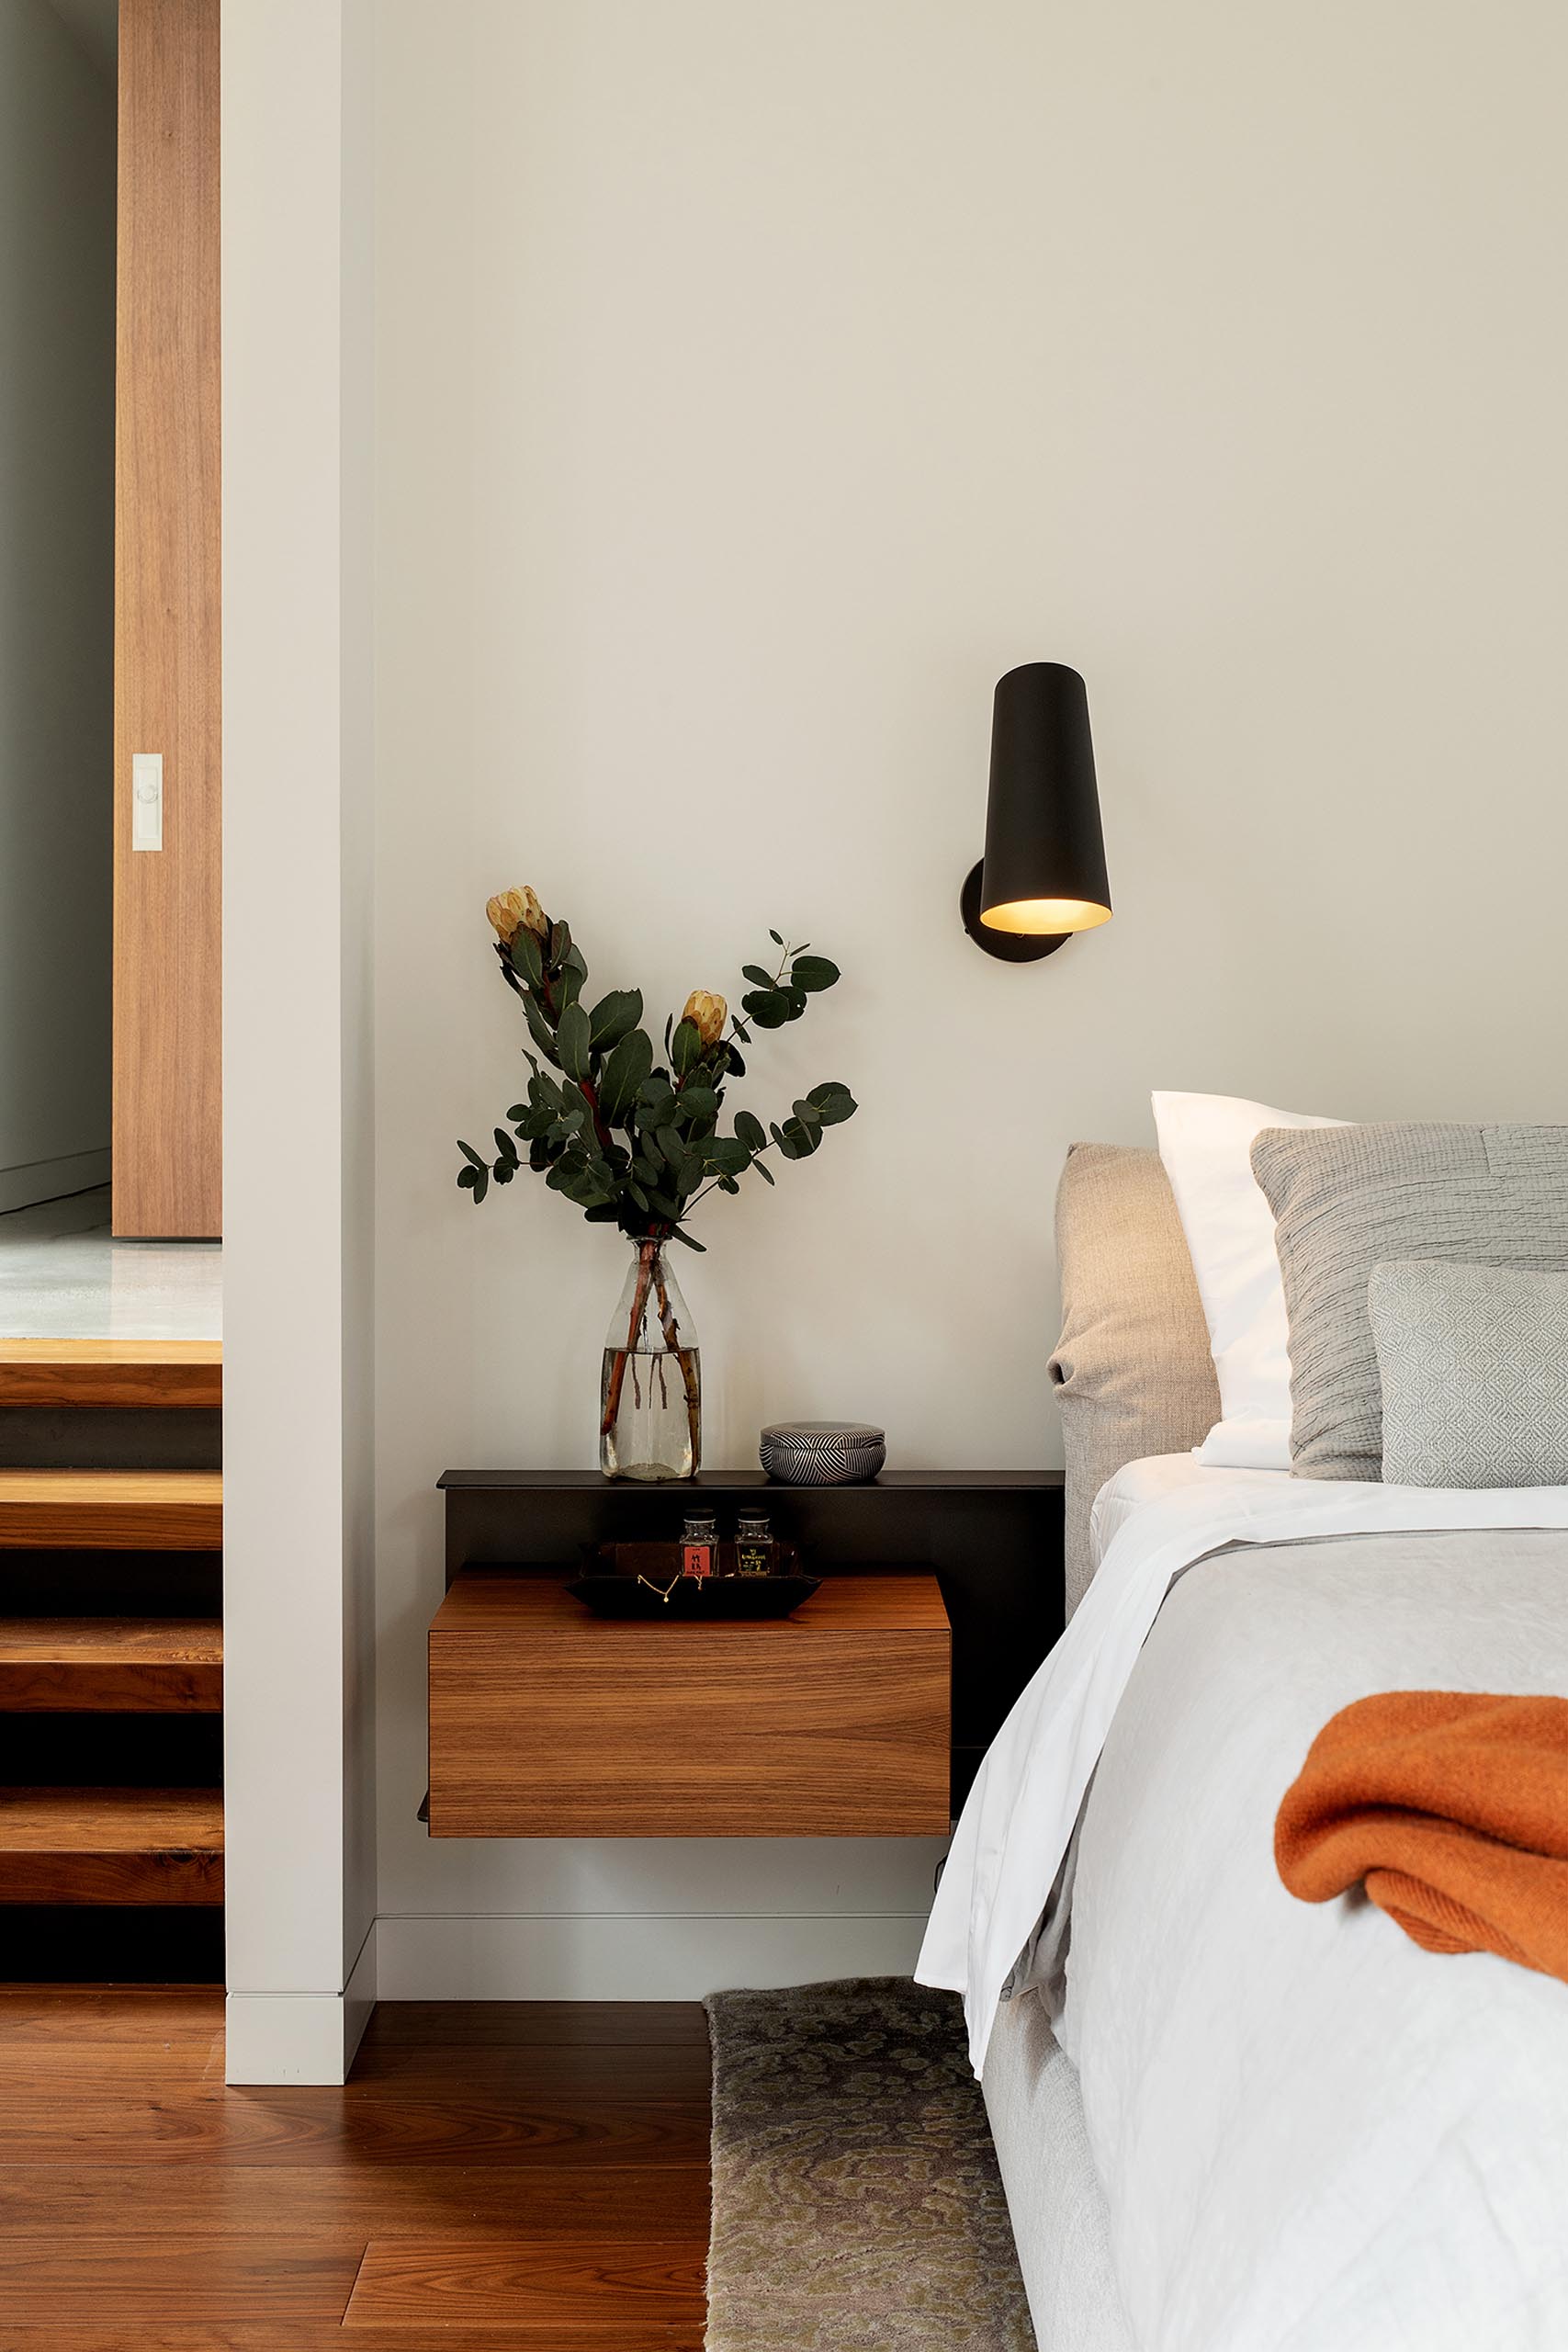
[131,752,164,852]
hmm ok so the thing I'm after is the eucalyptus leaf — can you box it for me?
[808,1082,857,1125]
[598,1026,653,1123]
[678,1085,719,1122]
[741,965,775,989]
[667,1226,706,1251]
[522,991,560,1064]
[791,1098,823,1129]
[734,1110,766,1155]
[791,954,840,992]
[556,1000,592,1082]
[740,989,791,1029]
[588,988,643,1052]
[752,1158,775,1183]
[458,1139,488,1170]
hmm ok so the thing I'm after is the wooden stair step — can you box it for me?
[0,1340,221,1409]
[0,1787,223,1905]
[0,1471,221,1551]
[0,1620,221,1713]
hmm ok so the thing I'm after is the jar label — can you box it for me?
[682,1544,713,1580]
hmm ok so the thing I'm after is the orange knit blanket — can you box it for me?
[1275,1690,1568,1981]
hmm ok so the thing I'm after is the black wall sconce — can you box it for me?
[961,662,1111,963]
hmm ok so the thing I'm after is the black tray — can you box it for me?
[566,1572,822,1620]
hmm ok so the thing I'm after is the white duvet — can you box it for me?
[918,1459,1568,2349]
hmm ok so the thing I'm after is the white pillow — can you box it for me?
[1152,1091,1346,1469]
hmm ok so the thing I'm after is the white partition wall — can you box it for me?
[221,0,378,2085]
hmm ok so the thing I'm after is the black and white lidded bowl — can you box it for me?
[759,1420,886,1486]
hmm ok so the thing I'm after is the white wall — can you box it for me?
[368,0,1568,1997]
[222,0,378,2082]
[0,0,113,1213]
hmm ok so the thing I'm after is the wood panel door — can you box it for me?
[112,0,221,1238]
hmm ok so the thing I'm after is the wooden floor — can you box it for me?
[0,1989,711,2346]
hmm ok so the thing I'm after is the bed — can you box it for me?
[919,1123,1568,2350]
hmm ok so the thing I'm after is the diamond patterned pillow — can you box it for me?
[1371,1260,1568,1487]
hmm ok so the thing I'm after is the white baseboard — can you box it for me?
[373,1911,930,2000]
[226,1921,378,2084]
[0,1149,110,1216]
[225,1915,927,2072]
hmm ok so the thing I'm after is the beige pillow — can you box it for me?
[1050,1144,1219,1613]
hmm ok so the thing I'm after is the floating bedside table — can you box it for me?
[426,1469,1064,1840]
[428,1571,951,1838]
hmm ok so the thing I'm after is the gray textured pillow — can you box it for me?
[1049,1143,1219,1614]
[1371,1261,1568,1487]
[1250,1124,1568,1480]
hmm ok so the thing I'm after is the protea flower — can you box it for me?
[682,989,727,1047]
[486,886,547,945]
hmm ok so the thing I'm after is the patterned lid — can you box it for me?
[760,1421,885,1443]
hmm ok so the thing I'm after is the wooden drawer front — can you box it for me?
[428,1578,951,1838]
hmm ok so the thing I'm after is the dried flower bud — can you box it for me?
[519,887,549,939]
[682,989,727,1048]
[487,886,548,945]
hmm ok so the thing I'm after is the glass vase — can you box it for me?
[600,1238,701,1481]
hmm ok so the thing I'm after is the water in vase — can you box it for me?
[600,1340,702,1481]
[600,1238,701,1479]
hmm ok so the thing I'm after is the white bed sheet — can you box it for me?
[916,1457,1568,2073]
[1053,1525,1568,2350]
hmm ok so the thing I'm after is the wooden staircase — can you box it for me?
[0,1343,223,1975]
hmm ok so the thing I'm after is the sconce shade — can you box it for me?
[979,662,1111,935]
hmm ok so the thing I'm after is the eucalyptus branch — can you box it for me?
[682,1136,779,1216]
[458,895,854,1231]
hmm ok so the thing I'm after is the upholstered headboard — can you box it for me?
[1049,1143,1219,1614]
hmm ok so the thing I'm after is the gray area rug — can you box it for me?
[705,1976,1037,2352]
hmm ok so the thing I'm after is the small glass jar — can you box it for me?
[680,1511,718,1581]
[735,1511,773,1577]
